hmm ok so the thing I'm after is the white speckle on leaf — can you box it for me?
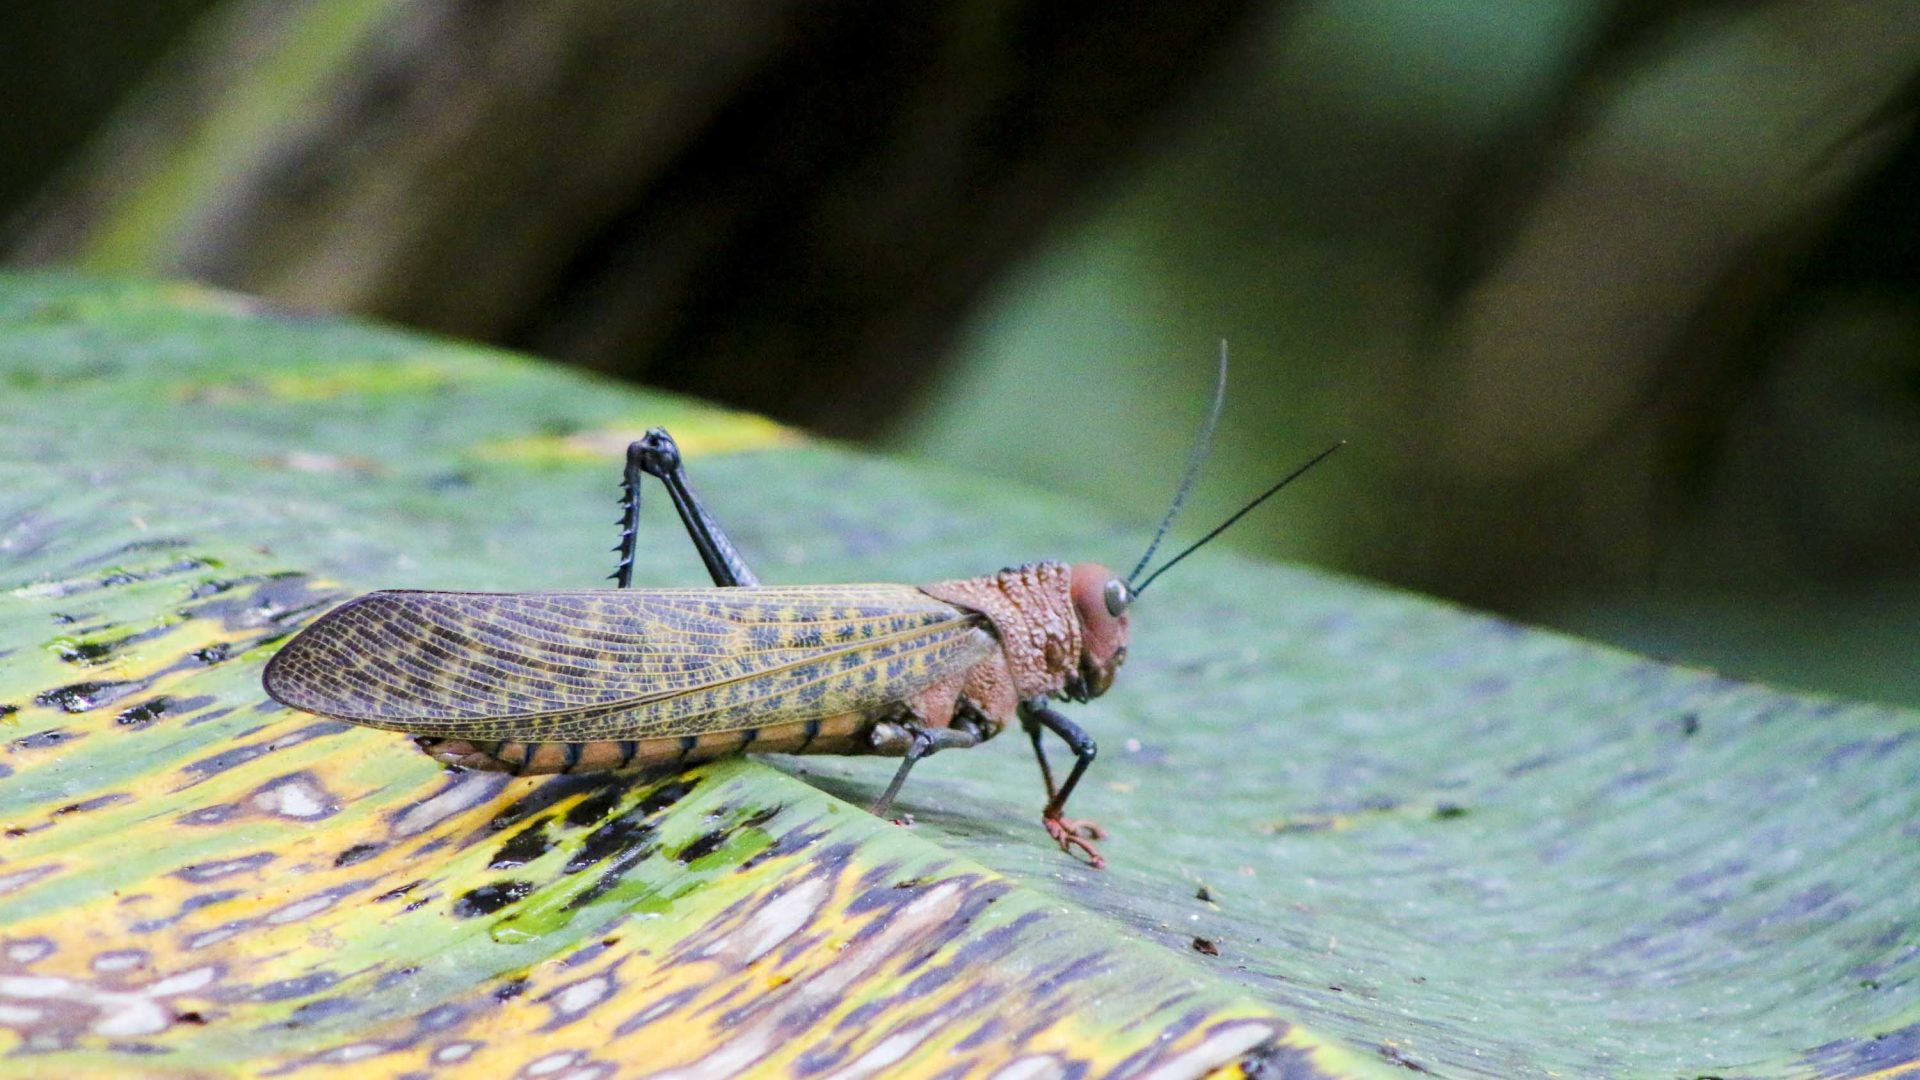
[321,1042,386,1062]
[394,774,503,837]
[267,893,337,924]
[91,950,148,973]
[92,998,170,1037]
[551,975,612,1018]
[0,975,71,998]
[623,994,678,1029]
[820,1020,938,1079]
[989,1056,1069,1080]
[186,925,244,950]
[649,879,967,1080]
[526,1050,580,1075]
[1134,1021,1280,1080]
[251,777,329,819]
[0,866,57,895]
[147,966,218,996]
[4,939,53,964]
[702,875,828,965]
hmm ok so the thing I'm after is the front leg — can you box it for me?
[1020,710,1059,801]
[1020,700,1107,868]
[611,427,761,588]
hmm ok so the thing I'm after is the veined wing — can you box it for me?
[263,586,995,741]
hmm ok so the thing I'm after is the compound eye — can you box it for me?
[1102,578,1132,617]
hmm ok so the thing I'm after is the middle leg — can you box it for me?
[870,724,980,818]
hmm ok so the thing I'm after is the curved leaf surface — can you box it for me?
[0,275,1915,1078]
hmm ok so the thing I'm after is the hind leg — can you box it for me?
[612,428,761,589]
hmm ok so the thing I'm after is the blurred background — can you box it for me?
[4,0,1917,706]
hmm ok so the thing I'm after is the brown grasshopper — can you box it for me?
[264,362,1338,867]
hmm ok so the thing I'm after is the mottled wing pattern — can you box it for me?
[263,587,995,741]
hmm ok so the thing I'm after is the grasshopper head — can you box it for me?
[1068,562,1131,699]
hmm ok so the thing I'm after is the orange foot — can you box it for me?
[1044,815,1107,869]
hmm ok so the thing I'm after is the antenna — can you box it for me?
[1127,341,1230,587]
[1129,440,1345,597]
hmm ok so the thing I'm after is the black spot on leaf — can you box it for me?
[116,697,174,728]
[453,881,534,917]
[334,843,382,867]
[638,778,698,815]
[566,815,655,874]
[53,794,127,815]
[34,681,142,713]
[373,881,422,902]
[675,829,729,864]
[565,788,623,828]
[11,727,78,751]
[491,823,554,869]
[191,643,232,665]
[52,639,114,664]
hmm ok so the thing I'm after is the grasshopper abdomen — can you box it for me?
[418,712,878,774]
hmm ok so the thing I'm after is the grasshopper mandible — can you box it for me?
[263,357,1338,867]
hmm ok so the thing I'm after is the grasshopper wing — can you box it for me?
[262,586,996,741]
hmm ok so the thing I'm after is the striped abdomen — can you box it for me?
[417,711,894,776]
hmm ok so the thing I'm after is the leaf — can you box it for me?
[0,276,1313,1078]
[1,274,1915,1078]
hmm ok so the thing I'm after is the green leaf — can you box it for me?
[1,273,1915,1078]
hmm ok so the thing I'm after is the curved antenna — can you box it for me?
[1127,341,1231,587]
[1131,440,1345,597]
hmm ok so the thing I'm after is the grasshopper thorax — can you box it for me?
[920,561,1129,705]
[1068,562,1129,700]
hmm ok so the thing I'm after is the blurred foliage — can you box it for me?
[0,0,215,210]
[3,0,1918,709]
[895,0,1920,707]
[3,0,1266,433]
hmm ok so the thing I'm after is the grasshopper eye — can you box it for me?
[1103,578,1131,617]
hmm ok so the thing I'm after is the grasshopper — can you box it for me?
[264,364,1337,867]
